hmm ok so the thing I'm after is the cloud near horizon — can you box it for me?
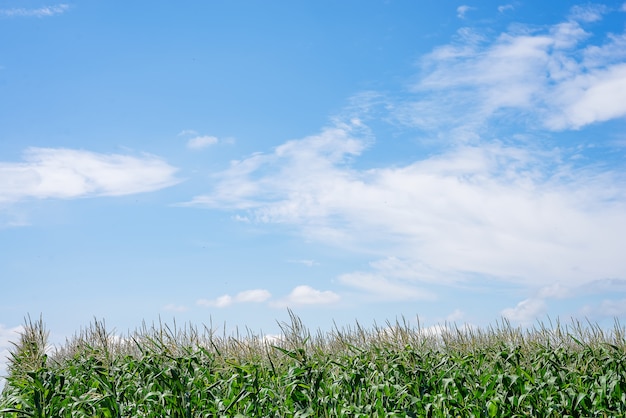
[184,5,626,320]
[271,285,340,308]
[197,286,340,309]
[197,289,272,308]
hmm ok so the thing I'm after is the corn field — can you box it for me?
[1,313,625,417]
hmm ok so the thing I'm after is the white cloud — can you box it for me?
[456,5,475,19]
[0,4,69,18]
[407,15,626,132]
[181,122,369,212]
[622,2,626,12]
[497,4,514,13]
[549,63,626,129]
[0,147,179,203]
[179,130,222,150]
[184,124,626,291]
[501,298,547,324]
[272,285,340,307]
[197,289,271,308]
[187,135,219,150]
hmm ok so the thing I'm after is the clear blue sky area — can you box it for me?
[2,0,626,380]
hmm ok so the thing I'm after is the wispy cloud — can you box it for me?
[456,5,475,19]
[0,4,69,18]
[197,289,271,308]
[568,4,608,22]
[0,147,180,203]
[497,4,514,13]
[187,135,219,150]
[180,122,369,212]
[183,123,626,293]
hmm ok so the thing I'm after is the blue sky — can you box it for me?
[2,0,626,379]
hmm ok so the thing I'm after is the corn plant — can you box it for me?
[2,313,625,417]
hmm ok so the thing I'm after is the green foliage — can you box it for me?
[1,314,625,417]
